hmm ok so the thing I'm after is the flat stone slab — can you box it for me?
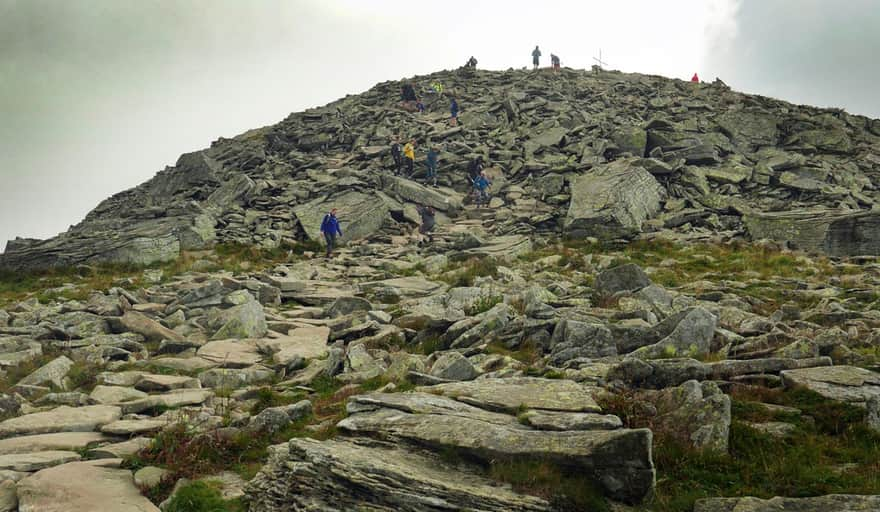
[521,410,623,431]
[781,365,880,405]
[134,374,201,392]
[360,277,448,298]
[0,432,111,455]
[260,326,330,365]
[0,450,81,472]
[197,340,262,367]
[146,357,218,373]
[89,385,149,405]
[0,406,122,437]
[88,437,152,459]
[419,377,602,414]
[120,389,214,415]
[338,407,654,503]
[17,460,161,511]
[694,494,880,512]
[246,438,551,512]
[347,393,520,426]
[101,419,169,436]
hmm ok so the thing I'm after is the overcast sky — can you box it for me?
[1,0,878,250]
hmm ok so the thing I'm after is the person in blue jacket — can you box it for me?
[474,171,492,205]
[450,97,459,126]
[320,208,342,258]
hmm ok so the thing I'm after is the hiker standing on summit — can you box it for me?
[449,97,459,126]
[320,208,342,259]
[532,45,542,70]
[425,145,439,187]
[403,139,416,177]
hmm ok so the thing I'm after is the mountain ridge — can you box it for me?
[4,66,880,269]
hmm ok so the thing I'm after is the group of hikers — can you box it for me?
[321,46,658,257]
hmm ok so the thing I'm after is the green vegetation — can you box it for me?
[490,459,610,512]
[465,294,503,316]
[439,257,498,287]
[598,386,880,512]
[162,481,244,512]
[249,387,304,416]
[485,341,541,366]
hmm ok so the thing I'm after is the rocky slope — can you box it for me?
[4,66,880,270]
[0,67,879,511]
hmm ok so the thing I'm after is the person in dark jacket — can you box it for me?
[417,204,436,243]
[532,45,542,70]
[467,156,484,183]
[474,171,492,205]
[425,146,439,187]
[401,82,417,101]
[466,56,478,68]
[320,208,342,258]
[449,97,459,126]
[390,139,403,175]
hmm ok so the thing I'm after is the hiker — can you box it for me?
[532,45,542,70]
[401,82,418,102]
[551,54,561,72]
[417,204,436,243]
[467,155,485,183]
[425,146,439,187]
[403,139,416,177]
[320,208,343,258]
[390,139,403,175]
[466,56,478,68]
[691,73,700,83]
[474,171,492,205]
[431,81,444,95]
[416,99,425,113]
[450,97,459,126]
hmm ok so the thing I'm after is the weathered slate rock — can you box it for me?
[100,419,169,436]
[781,365,880,405]
[595,263,652,296]
[197,340,262,367]
[259,326,329,366]
[744,209,880,256]
[0,405,121,436]
[338,406,654,503]
[0,432,110,455]
[246,438,551,511]
[134,374,201,392]
[631,307,717,359]
[209,298,268,340]
[294,191,390,242]
[521,410,622,431]
[565,159,664,239]
[0,451,81,472]
[17,460,161,512]
[644,380,731,452]
[694,494,880,512]
[119,311,185,343]
[89,385,149,404]
[120,389,214,414]
[87,437,152,459]
[16,356,74,389]
[418,377,601,414]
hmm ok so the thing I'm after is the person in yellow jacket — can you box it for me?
[403,140,416,177]
[431,81,444,96]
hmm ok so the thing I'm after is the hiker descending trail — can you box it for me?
[532,45,542,69]
[425,146,439,187]
[390,139,403,175]
[403,140,416,177]
[320,208,342,258]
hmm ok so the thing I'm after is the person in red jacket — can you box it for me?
[691,73,700,83]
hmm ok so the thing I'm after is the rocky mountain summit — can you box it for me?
[4,66,880,269]
[0,67,879,511]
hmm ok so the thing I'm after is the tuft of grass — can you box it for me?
[465,295,503,316]
[485,341,541,366]
[440,257,498,287]
[249,387,303,416]
[490,459,610,512]
[163,480,241,512]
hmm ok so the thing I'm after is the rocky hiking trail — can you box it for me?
[1,219,880,511]
[0,66,879,511]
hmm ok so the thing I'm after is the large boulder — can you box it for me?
[744,209,880,257]
[293,190,390,242]
[564,159,664,239]
[630,307,717,359]
[644,380,731,452]
[209,297,267,340]
[549,320,616,365]
[17,460,161,512]
[595,263,652,296]
[780,365,880,406]
[339,392,654,504]
[246,438,552,512]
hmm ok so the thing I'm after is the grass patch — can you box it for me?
[606,385,880,511]
[465,295,503,316]
[440,257,498,287]
[490,459,610,512]
[249,387,303,416]
[163,480,243,512]
[485,341,541,366]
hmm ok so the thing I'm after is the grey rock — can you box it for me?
[693,495,880,512]
[630,307,717,359]
[521,410,623,431]
[745,209,880,257]
[429,352,478,381]
[246,438,551,511]
[596,263,652,296]
[565,159,664,240]
[781,365,880,405]
[549,319,616,365]
[419,377,601,414]
[16,356,74,390]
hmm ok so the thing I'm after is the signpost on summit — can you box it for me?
[593,48,609,73]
